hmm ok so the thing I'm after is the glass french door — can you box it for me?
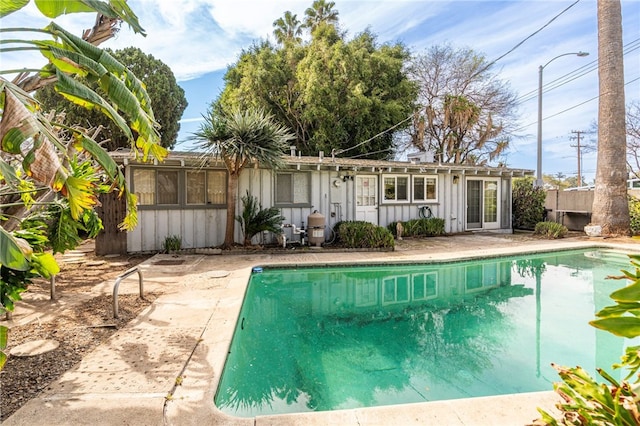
[466,179,500,230]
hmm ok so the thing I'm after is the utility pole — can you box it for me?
[570,130,587,187]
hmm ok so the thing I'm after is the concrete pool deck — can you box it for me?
[4,233,640,426]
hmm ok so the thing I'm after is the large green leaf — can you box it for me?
[590,316,640,338]
[33,0,145,35]
[31,252,60,278]
[34,0,93,16]
[0,325,6,349]
[596,302,640,319]
[80,135,125,185]
[45,23,164,160]
[0,227,30,271]
[609,280,640,303]
[54,71,133,141]
[0,0,29,18]
[1,128,28,154]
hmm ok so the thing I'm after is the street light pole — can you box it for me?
[535,51,589,188]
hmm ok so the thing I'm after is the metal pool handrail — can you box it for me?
[113,267,144,318]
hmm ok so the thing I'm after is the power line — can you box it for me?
[332,115,413,158]
[515,39,640,104]
[514,75,640,132]
[475,0,583,78]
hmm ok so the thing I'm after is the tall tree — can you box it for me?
[219,27,417,159]
[406,44,518,165]
[193,108,294,248]
[36,47,187,150]
[591,0,629,236]
[273,11,303,45]
[303,0,339,32]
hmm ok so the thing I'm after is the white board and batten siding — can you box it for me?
[237,168,354,245]
[114,152,531,252]
[127,209,226,252]
[377,174,466,234]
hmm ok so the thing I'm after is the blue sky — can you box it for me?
[3,0,640,183]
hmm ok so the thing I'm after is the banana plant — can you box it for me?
[0,0,166,360]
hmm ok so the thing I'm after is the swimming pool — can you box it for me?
[215,249,638,417]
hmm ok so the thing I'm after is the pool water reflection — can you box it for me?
[215,250,637,417]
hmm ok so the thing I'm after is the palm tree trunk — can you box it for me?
[591,0,629,236]
[223,172,239,248]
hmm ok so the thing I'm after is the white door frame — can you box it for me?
[466,178,500,230]
[355,175,378,225]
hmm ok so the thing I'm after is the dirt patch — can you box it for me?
[0,241,154,422]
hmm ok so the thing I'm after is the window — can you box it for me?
[412,273,437,300]
[383,175,409,203]
[132,167,226,208]
[413,176,438,202]
[275,172,310,205]
[206,171,226,205]
[133,169,155,205]
[157,170,179,205]
[186,170,226,205]
[382,276,410,304]
[186,171,205,204]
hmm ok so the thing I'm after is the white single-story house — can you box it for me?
[96,150,533,254]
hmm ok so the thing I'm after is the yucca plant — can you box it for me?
[194,108,294,248]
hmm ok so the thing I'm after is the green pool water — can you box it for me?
[215,249,639,417]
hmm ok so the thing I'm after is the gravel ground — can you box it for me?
[0,242,154,422]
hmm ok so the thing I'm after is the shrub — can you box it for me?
[405,218,445,237]
[336,221,394,249]
[236,191,284,246]
[533,221,567,239]
[388,218,445,238]
[512,177,546,230]
[163,235,182,252]
[629,195,640,235]
[387,221,399,237]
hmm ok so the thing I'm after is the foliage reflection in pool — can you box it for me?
[215,249,639,417]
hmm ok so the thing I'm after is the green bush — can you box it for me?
[388,218,445,238]
[629,195,640,235]
[336,221,394,249]
[533,221,567,239]
[512,177,546,230]
[387,221,399,236]
[405,218,445,237]
[163,235,182,252]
